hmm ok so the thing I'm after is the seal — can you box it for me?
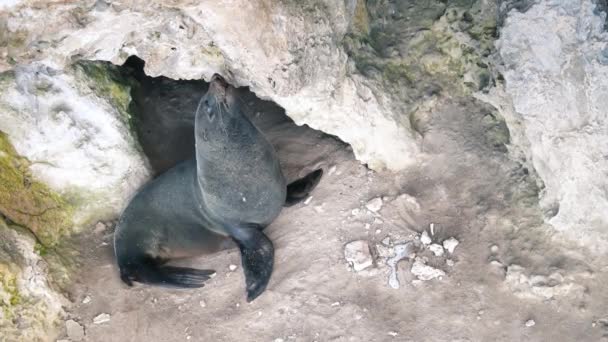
[114,74,323,301]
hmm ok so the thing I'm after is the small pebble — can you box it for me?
[420,231,432,245]
[443,237,459,254]
[365,197,383,212]
[344,240,373,272]
[229,264,237,271]
[82,296,91,304]
[304,196,313,205]
[429,244,444,256]
[525,319,536,327]
[93,313,110,325]
[328,166,337,176]
[94,222,106,234]
[65,320,85,341]
[364,223,371,230]
[199,300,206,308]
[490,245,499,253]
[274,339,285,342]
[331,302,340,307]
[387,331,398,337]
[446,259,455,267]
[381,237,391,246]
[375,229,381,234]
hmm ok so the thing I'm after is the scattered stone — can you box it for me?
[365,197,383,212]
[351,208,361,216]
[387,331,398,337]
[229,264,238,271]
[446,259,455,267]
[387,242,415,289]
[82,296,91,304]
[411,257,446,281]
[428,244,444,257]
[364,223,371,230]
[304,196,313,205]
[375,229,382,234]
[199,300,206,308]
[93,313,111,324]
[442,237,459,254]
[429,223,436,236]
[525,319,536,327]
[376,244,394,259]
[65,320,85,341]
[420,231,432,245]
[331,302,340,307]
[374,218,384,224]
[381,237,391,246]
[328,166,337,176]
[94,222,106,234]
[344,240,374,272]
[490,245,499,254]
[313,204,324,213]
[274,339,285,342]
[490,260,504,267]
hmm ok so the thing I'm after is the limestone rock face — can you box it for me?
[495,0,608,252]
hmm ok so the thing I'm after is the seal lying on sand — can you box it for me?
[114,74,322,301]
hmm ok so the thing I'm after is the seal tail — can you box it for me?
[119,258,215,288]
[284,168,324,207]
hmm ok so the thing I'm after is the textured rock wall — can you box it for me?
[494,0,608,252]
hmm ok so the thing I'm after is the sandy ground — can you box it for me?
[58,75,608,342]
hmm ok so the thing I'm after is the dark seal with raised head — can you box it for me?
[114,74,322,301]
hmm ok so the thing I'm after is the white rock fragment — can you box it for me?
[490,245,499,254]
[365,197,383,212]
[65,320,85,341]
[387,242,415,289]
[442,237,459,254]
[274,339,285,342]
[381,237,391,246]
[331,302,340,307]
[446,259,455,267]
[420,231,432,245]
[428,244,445,257]
[344,240,374,272]
[375,229,382,234]
[304,196,313,205]
[229,264,238,271]
[94,222,106,234]
[93,313,110,324]
[328,166,337,176]
[411,258,446,281]
[199,300,206,308]
[82,296,91,304]
[525,319,536,327]
[387,331,398,337]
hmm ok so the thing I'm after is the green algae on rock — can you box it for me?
[0,132,74,248]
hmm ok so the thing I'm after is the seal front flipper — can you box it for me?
[284,168,324,207]
[226,224,274,302]
[120,257,215,288]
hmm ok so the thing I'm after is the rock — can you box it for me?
[442,237,459,254]
[199,300,206,308]
[410,257,446,281]
[387,331,398,337]
[428,244,445,257]
[446,259,455,267]
[525,319,536,327]
[94,222,107,234]
[494,0,608,252]
[304,196,313,205]
[420,231,432,245]
[381,237,391,246]
[65,320,85,341]
[228,264,238,271]
[344,240,374,272]
[365,197,383,212]
[82,296,91,304]
[504,265,586,300]
[93,313,111,325]
[490,245,499,254]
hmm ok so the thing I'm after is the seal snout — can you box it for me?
[210,73,228,89]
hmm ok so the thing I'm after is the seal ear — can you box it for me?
[284,169,324,207]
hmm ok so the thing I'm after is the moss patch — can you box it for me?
[0,132,74,248]
[72,60,137,131]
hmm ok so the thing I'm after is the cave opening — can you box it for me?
[116,55,348,180]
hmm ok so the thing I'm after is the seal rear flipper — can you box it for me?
[226,224,274,302]
[120,259,215,288]
[284,168,324,207]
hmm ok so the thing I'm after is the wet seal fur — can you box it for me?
[114,74,323,301]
